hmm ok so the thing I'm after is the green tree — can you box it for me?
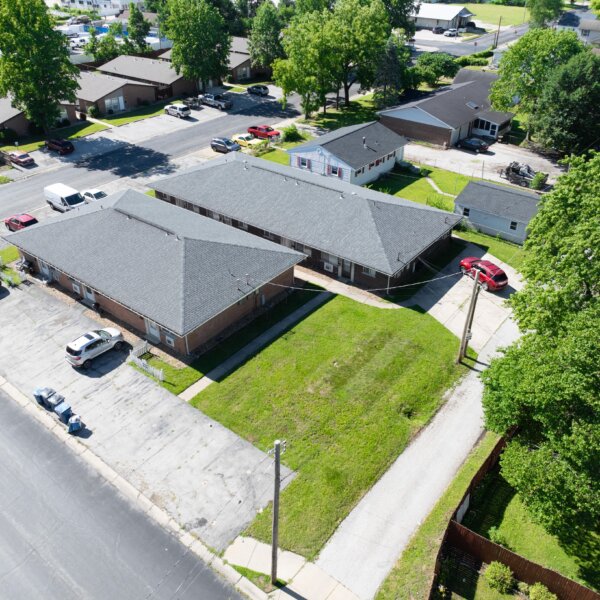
[295,0,331,14]
[482,153,600,536]
[273,10,336,118]
[277,0,296,23]
[490,29,584,125]
[527,0,562,27]
[166,0,231,91]
[0,0,79,133]
[84,27,124,62]
[249,1,283,68]
[415,52,459,86]
[330,0,390,106]
[530,51,600,155]
[207,0,245,35]
[592,0,600,16]
[373,33,411,108]
[127,2,151,53]
[381,0,419,33]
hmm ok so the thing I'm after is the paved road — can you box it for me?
[0,388,242,600]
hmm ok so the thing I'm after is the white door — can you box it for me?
[39,260,53,281]
[145,319,161,341]
[84,286,95,303]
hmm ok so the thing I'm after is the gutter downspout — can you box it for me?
[185,334,190,355]
[386,275,390,295]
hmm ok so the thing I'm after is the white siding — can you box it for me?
[351,147,404,185]
[380,106,451,128]
[288,148,353,182]
[456,204,528,245]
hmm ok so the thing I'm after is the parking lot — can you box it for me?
[0,280,292,551]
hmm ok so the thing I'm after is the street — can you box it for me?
[0,388,242,600]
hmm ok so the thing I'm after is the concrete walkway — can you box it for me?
[179,291,333,401]
[224,536,360,600]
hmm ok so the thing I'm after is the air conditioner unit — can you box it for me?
[324,262,334,273]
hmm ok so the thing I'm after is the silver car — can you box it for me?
[65,328,124,369]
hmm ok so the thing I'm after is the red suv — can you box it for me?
[247,125,281,140]
[459,257,508,292]
[45,138,74,155]
[4,213,39,232]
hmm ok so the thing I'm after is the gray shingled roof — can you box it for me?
[150,154,460,276]
[231,37,249,54]
[456,181,540,223]
[3,190,303,336]
[379,69,513,129]
[76,71,154,102]
[98,55,184,86]
[0,96,23,124]
[288,121,407,170]
[161,38,251,70]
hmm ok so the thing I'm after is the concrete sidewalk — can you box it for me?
[179,291,332,401]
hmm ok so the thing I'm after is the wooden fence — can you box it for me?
[447,521,600,600]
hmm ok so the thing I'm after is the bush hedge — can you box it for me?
[485,561,514,593]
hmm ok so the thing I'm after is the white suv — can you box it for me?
[164,104,191,118]
[65,328,124,369]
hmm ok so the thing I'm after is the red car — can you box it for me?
[459,257,508,292]
[8,151,35,167]
[247,125,281,140]
[4,213,39,232]
[45,138,74,155]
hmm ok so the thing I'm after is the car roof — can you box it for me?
[471,259,503,272]
[17,214,37,222]
[83,188,102,194]
[68,331,100,350]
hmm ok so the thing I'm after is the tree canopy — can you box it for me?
[249,1,283,68]
[415,52,459,86]
[490,29,584,119]
[527,0,562,27]
[380,0,419,33]
[482,152,600,536]
[373,33,412,108]
[127,2,151,52]
[530,51,600,155]
[166,0,231,91]
[0,0,79,133]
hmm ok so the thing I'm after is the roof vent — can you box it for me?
[466,101,479,109]
[340,192,344,199]
[362,136,366,149]
[295,180,299,186]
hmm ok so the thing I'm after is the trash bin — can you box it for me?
[68,414,83,434]
[54,401,72,424]
[46,393,64,411]
[33,387,56,408]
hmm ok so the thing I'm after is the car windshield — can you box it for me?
[23,219,37,227]
[214,95,224,100]
[65,193,84,206]
[66,345,81,356]
[492,274,507,282]
[96,330,110,340]
[93,191,107,199]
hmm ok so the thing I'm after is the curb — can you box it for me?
[0,376,269,600]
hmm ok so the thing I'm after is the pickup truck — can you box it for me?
[182,97,202,110]
[199,93,233,110]
[247,125,281,141]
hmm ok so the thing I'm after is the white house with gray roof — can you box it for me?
[151,154,461,291]
[411,4,473,29]
[286,121,407,185]
[455,181,540,244]
[4,190,303,355]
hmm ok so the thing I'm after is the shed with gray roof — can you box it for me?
[287,121,407,186]
[151,153,460,291]
[4,190,303,354]
[455,180,540,244]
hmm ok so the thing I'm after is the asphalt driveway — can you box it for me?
[0,281,291,552]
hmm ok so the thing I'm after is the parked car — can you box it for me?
[82,189,107,203]
[432,26,445,34]
[199,93,233,110]
[247,125,281,141]
[457,137,489,153]
[44,183,85,212]
[182,97,202,110]
[4,213,39,232]
[8,151,34,167]
[459,257,508,292]
[247,85,269,97]
[164,104,191,119]
[65,328,124,369]
[45,138,74,155]
[444,28,458,37]
[210,137,241,153]
[232,133,264,148]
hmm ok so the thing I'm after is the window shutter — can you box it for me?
[307,159,312,169]
[338,167,343,178]
[327,165,331,175]
[297,156,301,167]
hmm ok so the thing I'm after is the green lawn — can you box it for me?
[0,175,11,185]
[260,148,290,165]
[145,189,156,197]
[98,100,176,126]
[137,285,323,396]
[423,166,474,197]
[231,566,286,594]
[0,121,108,153]
[377,432,500,600]
[462,469,599,591]
[191,297,471,559]
[451,3,530,26]
[0,245,19,265]
[301,94,377,131]
[454,230,526,271]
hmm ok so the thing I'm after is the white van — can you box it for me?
[44,184,86,212]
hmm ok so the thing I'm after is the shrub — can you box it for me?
[87,105,99,118]
[485,561,514,593]
[517,581,530,595]
[419,166,432,177]
[529,582,558,600]
[530,172,547,190]
[0,128,18,144]
[487,525,509,547]
[282,124,304,143]
[455,56,490,67]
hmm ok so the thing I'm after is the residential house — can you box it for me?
[412,4,473,29]
[75,71,156,116]
[286,121,407,185]
[379,69,513,147]
[59,0,142,17]
[98,55,197,99]
[0,96,77,139]
[4,190,303,355]
[455,181,540,244]
[556,10,600,45]
[151,153,461,291]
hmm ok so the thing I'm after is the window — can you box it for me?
[181,200,195,211]
[510,221,517,231]
[463,207,470,217]
[362,267,376,277]
[356,167,364,175]
[299,157,309,169]
[323,253,338,266]
[330,165,339,176]
[264,230,274,240]
[72,282,81,295]
[368,162,375,170]
[222,216,232,225]
[238,221,248,230]
[164,334,175,348]
[581,29,590,36]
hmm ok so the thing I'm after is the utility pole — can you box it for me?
[271,439,281,585]
[493,17,502,48]
[457,271,480,363]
